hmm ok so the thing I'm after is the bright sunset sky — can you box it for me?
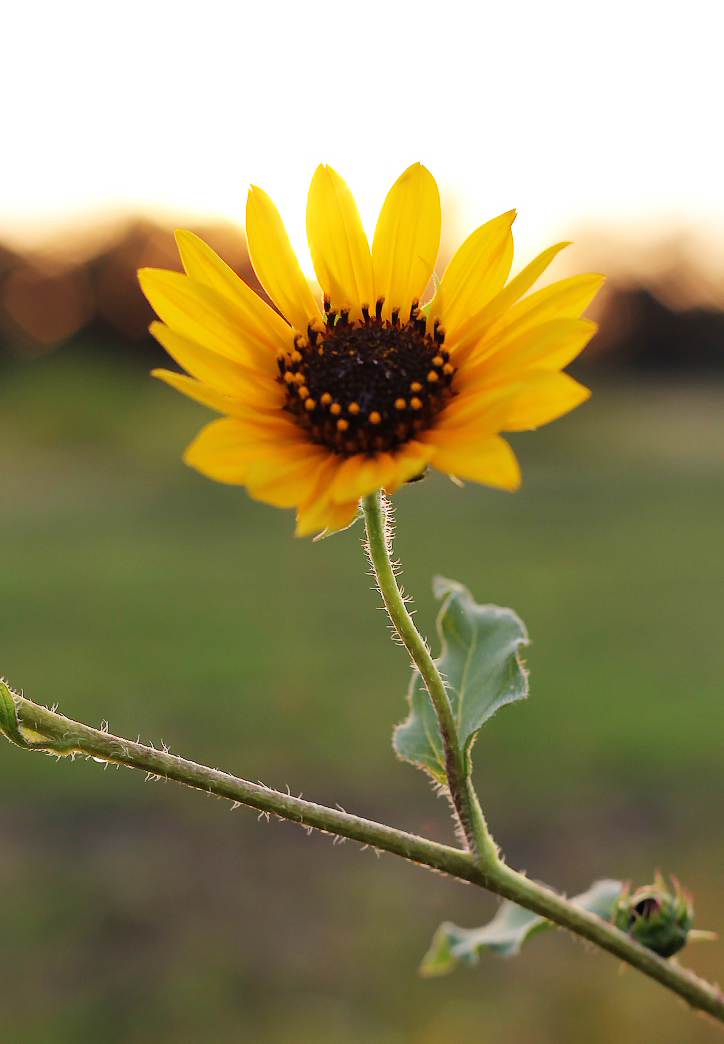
[4,0,723,277]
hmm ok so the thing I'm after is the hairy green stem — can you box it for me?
[362,491,498,867]
[2,684,723,1024]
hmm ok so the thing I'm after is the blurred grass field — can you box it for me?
[1,350,723,1043]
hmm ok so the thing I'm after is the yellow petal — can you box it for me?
[383,442,434,492]
[150,322,283,406]
[245,444,329,508]
[328,453,393,504]
[139,268,284,372]
[372,164,440,322]
[306,165,374,320]
[449,242,570,363]
[152,370,293,431]
[294,456,348,536]
[295,505,331,538]
[479,318,598,380]
[185,417,334,517]
[152,370,237,416]
[327,442,436,504]
[174,230,292,349]
[496,273,604,337]
[328,454,375,504]
[428,436,521,491]
[502,372,591,431]
[182,417,267,484]
[429,382,520,433]
[428,210,516,335]
[246,185,321,333]
[311,500,361,540]
[369,453,403,493]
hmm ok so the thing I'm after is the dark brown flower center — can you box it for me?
[278,298,456,455]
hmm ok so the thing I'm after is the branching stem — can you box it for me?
[2,684,723,1024]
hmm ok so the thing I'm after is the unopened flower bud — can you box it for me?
[612,872,693,958]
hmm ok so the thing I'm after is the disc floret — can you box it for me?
[279,297,457,455]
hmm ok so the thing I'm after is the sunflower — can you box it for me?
[139,164,602,537]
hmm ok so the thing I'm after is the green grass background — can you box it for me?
[1,351,723,1043]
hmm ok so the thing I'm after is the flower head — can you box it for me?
[612,873,695,958]
[139,165,602,536]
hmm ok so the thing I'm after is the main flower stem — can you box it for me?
[361,491,498,869]
[2,683,723,1024]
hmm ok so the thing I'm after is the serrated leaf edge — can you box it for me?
[394,577,529,784]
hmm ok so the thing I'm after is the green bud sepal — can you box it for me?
[611,872,706,958]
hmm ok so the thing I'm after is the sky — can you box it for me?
[3,0,723,279]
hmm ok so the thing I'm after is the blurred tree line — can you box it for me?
[0,221,267,366]
[1,220,723,371]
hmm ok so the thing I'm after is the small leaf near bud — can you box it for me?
[612,872,695,958]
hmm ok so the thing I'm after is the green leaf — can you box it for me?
[0,679,26,746]
[417,881,622,977]
[393,577,529,784]
[421,879,623,976]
